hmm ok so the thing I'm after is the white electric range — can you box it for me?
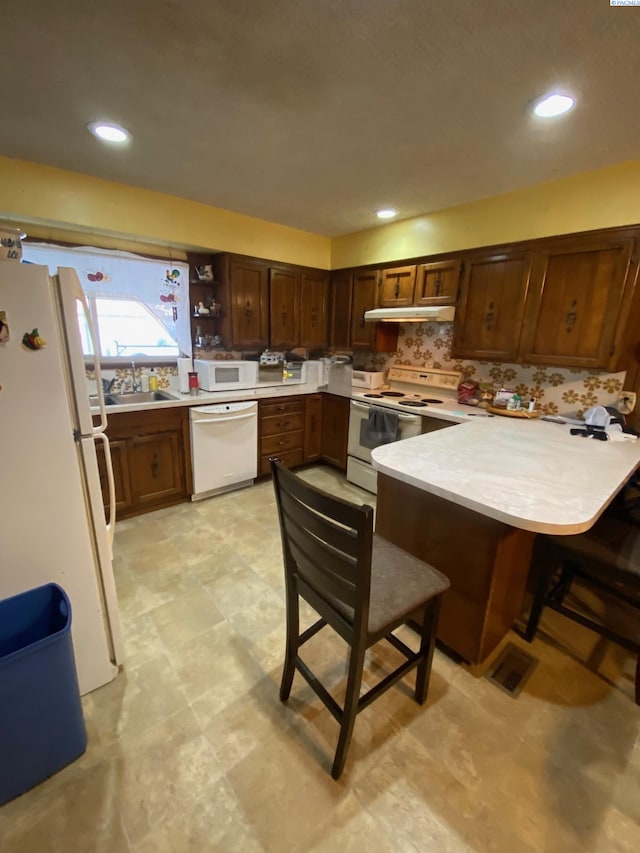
[347,366,485,494]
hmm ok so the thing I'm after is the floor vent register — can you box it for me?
[485,643,539,698]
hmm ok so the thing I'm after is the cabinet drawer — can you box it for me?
[261,430,304,456]
[261,412,304,436]
[260,399,304,417]
[260,448,304,476]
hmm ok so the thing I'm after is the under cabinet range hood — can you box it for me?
[364,305,455,323]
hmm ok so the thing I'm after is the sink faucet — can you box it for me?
[131,361,142,393]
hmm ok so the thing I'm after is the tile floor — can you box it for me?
[1,465,639,852]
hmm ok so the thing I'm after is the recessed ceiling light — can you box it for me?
[376,208,397,220]
[532,93,575,118]
[87,122,131,143]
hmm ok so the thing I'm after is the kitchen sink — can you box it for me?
[111,391,178,404]
[89,391,177,407]
[89,394,118,406]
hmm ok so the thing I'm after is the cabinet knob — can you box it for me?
[434,273,442,297]
[151,452,160,479]
[566,300,578,332]
[484,302,495,331]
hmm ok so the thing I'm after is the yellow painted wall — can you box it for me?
[2,155,640,272]
[0,156,331,269]
[331,161,640,269]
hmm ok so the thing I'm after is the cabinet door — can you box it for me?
[452,251,531,362]
[270,267,300,348]
[229,257,269,348]
[304,394,323,461]
[520,237,635,369]
[415,259,462,305]
[96,438,132,516]
[350,270,379,350]
[129,430,185,508]
[299,270,329,349]
[379,265,417,307]
[321,394,349,470]
[329,271,353,349]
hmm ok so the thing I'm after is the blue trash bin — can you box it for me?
[0,583,87,805]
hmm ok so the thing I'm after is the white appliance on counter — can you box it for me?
[347,366,463,494]
[0,262,123,694]
[190,401,258,499]
[351,369,387,390]
[194,358,258,392]
[326,356,353,397]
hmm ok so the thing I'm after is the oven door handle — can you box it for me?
[351,400,420,424]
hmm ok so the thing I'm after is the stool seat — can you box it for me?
[546,515,640,585]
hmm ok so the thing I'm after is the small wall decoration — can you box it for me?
[21,328,46,350]
[0,310,9,343]
[86,270,110,283]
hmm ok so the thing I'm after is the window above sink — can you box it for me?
[23,242,191,364]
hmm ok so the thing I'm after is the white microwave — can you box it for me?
[194,359,258,392]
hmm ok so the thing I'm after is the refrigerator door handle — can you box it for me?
[77,288,108,435]
[94,432,116,556]
[56,267,108,435]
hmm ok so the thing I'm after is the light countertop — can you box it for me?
[94,381,325,414]
[371,417,640,534]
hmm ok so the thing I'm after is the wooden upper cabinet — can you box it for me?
[229,257,269,348]
[379,265,416,307]
[299,270,329,349]
[415,259,462,305]
[452,251,532,362]
[350,270,379,350]
[270,267,300,348]
[520,237,636,369]
[329,271,353,349]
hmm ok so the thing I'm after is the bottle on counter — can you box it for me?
[148,369,159,391]
[140,370,150,392]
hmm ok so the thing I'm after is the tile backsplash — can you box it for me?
[358,322,625,416]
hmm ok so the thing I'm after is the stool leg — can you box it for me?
[280,587,299,702]
[635,653,640,707]
[525,564,554,642]
[331,642,366,780]
[416,597,441,705]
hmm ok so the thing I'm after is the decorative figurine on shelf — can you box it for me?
[209,299,221,316]
[196,301,210,315]
[195,265,214,282]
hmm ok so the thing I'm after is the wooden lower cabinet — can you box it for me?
[258,392,350,476]
[96,407,192,519]
[320,393,350,471]
[258,397,305,475]
[304,394,322,461]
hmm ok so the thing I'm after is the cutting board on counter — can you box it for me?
[486,406,540,419]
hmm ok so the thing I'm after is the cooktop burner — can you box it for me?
[421,398,443,404]
[398,400,427,407]
[381,391,405,397]
[364,393,384,398]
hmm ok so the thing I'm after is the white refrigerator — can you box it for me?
[0,261,123,694]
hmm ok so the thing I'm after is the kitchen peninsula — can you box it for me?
[371,418,640,664]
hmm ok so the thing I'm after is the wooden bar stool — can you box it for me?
[270,459,450,779]
[525,513,640,704]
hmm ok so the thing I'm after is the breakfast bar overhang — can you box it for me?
[371,418,640,664]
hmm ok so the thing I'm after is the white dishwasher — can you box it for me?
[190,401,258,500]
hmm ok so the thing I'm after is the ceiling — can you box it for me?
[2,1,638,237]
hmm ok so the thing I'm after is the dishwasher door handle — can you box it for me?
[193,413,257,425]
